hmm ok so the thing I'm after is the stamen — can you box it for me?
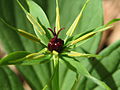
[56,28,65,37]
[48,28,56,36]
[54,27,56,34]
[48,27,64,37]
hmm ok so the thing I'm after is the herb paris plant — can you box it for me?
[0,0,120,90]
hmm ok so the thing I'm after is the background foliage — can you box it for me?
[0,0,120,90]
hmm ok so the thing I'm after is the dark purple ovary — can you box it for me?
[47,28,64,53]
[48,38,64,53]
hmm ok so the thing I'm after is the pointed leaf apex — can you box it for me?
[66,0,90,37]
[56,0,61,33]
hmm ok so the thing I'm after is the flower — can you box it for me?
[0,0,120,89]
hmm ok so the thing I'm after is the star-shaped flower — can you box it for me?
[0,0,120,89]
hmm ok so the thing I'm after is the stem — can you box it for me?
[52,51,59,90]
[48,28,56,36]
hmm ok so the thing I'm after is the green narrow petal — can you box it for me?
[26,0,51,28]
[26,13,46,35]
[69,25,112,46]
[56,0,60,32]
[17,0,49,46]
[18,29,40,43]
[0,51,51,65]
[105,18,120,26]
[67,51,101,58]
[66,0,90,36]
[0,51,30,65]
[26,48,48,59]
[88,75,111,90]
[0,18,41,43]
[65,18,120,47]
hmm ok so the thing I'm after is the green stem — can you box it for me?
[52,51,59,90]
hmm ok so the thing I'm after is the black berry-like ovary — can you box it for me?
[47,28,64,53]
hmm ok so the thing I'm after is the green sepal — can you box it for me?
[0,51,51,65]
[65,18,120,48]
[55,0,61,33]
[21,54,51,65]
[105,18,120,26]
[0,17,42,44]
[17,0,49,46]
[66,0,90,37]
[0,51,30,65]
[26,0,52,39]
[68,25,112,47]
[61,56,111,90]
[62,51,101,58]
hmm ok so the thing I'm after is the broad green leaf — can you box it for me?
[18,29,41,43]
[0,66,23,90]
[17,0,49,46]
[59,58,77,90]
[60,69,76,90]
[26,13,49,46]
[0,51,29,65]
[11,1,51,88]
[66,0,90,37]
[15,1,52,90]
[26,13,46,35]
[62,56,111,90]
[94,70,120,90]
[26,0,52,39]
[27,0,51,28]
[72,40,120,90]
[84,40,120,90]
[0,20,25,52]
[0,0,50,90]
[55,0,61,32]
[0,51,51,65]
[0,0,25,53]
[17,64,51,90]
[13,0,42,52]
[99,40,120,56]
[0,18,41,43]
